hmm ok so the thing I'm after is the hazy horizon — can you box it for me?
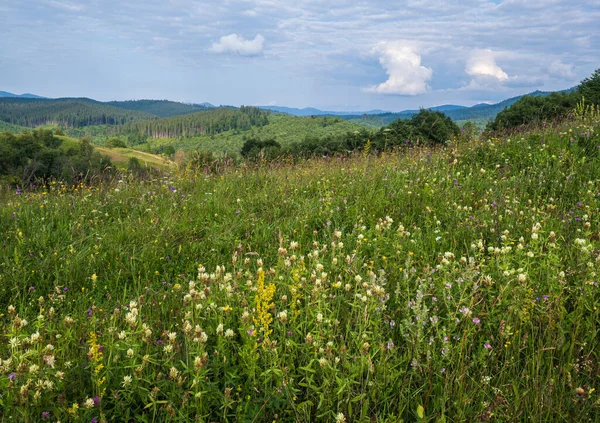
[1,0,598,111]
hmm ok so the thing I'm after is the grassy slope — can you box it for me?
[147,114,366,155]
[56,135,172,169]
[1,116,599,420]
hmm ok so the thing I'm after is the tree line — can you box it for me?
[487,68,600,131]
[121,106,269,139]
[240,109,463,159]
[0,98,154,128]
[0,129,113,186]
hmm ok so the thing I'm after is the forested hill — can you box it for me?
[342,89,576,127]
[104,100,213,118]
[0,97,155,128]
[122,106,269,138]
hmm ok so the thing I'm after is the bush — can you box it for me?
[106,137,127,148]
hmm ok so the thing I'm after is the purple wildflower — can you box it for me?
[472,317,481,324]
[63,287,69,292]
[87,309,93,318]
[9,373,16,381]
[16,189,22,195]
[93,396,101,406]
[41,412,50,419]
[29,286,35,291]
[484,343,492,349]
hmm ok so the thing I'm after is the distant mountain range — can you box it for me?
[1,87,575,128]
[0,91,46,99]
[258,88,575,126]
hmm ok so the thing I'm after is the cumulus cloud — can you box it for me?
[210,34,264,56]
[366,43,433,95]
[466,50,509,81]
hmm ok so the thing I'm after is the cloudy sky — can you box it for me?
[1,0,598,111]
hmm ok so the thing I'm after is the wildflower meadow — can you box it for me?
[1,110,600,421]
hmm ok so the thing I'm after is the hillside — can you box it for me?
[0,120,29,133]
[105,99,213,118]
[0,97,155,127]
[1,111,599,421]
[342,89,576,128]
[56,135,172,169]
[147,113,365,154]
[122,106,269,139]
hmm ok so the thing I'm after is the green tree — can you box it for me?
[579,68,600,105]
[410,109,461,144]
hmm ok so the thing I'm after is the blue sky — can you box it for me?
[0,0,598,111]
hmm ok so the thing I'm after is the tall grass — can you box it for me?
[1,115,599,421]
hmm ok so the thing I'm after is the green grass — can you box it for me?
[55,135,172,169]
[146,114,365,155]
[1,113,600,421]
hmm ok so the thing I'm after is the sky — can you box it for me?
[0,0,598,111]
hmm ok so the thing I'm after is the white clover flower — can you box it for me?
[118,331,127,340]
[316,313,323,323]
[225,329,235,338]
[319,357,328,367]
[127,348,134,358]
[167,332,177,342]
[169,367,179,379]
[122,375,133,387]
[43,355,55,368]
[216,324,224,336]
[517,274,527,283]
[84,398,95,409]
[278,310,288,323]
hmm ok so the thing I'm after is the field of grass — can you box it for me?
[148,114,365,155]
[55,135,172,170]
[1,112,600,421]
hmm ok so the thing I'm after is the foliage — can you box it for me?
[0,129,114,186]
[145,114,363,155]
[105,137,127,149]
[0,98,155,128]
[122,106,269,139]
[240,138,281,159]
[409,109,461,144]
[486,91,581,131]
[579,68,600,105]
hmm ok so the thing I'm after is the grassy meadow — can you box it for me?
[1,112,600,421]
[55,135,172,171]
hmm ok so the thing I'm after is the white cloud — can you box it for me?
[366,42,433,95]
[548,60,575,79]
[466,50,509,81]
[210,34,265,56]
